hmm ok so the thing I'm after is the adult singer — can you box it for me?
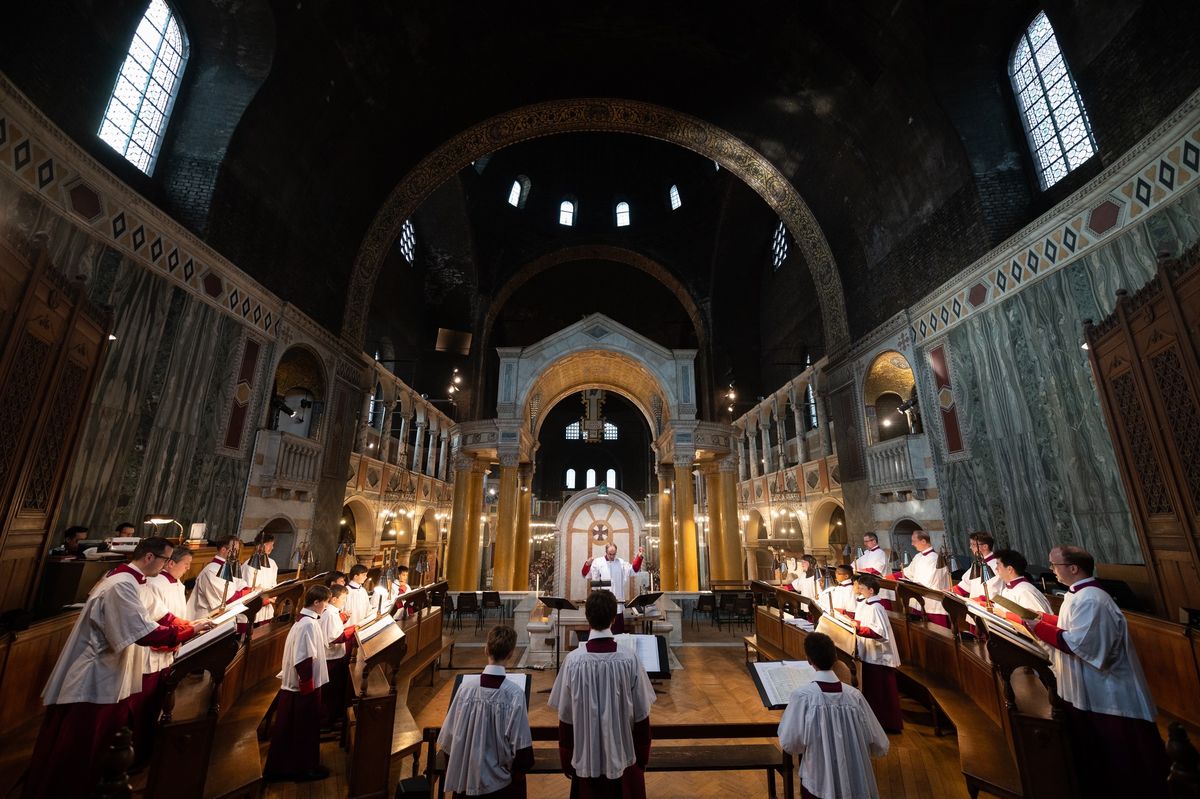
[581,544,643,634]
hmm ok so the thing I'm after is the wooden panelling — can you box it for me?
[1126,611,1200,727]
[0,611,78,733]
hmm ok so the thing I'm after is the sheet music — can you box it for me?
[207,602,247,627]
[615,633,661,675]
[357,612,401,644]
[176,620,236,659]
[751,660,817,707]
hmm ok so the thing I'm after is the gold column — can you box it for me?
[511,464,533,590]
[719,457,744,581]
[460,463,488,591]
[674,459,699,591]
[656,465,677,591]
[446,455,473,589]
[491,456,520,590]
[703,464,726,581]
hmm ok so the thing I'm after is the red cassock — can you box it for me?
[263,658,322,779]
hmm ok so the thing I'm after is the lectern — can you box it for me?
[347,614,409,799]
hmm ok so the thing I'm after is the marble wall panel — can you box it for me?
[921,188,1200,565]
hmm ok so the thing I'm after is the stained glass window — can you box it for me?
[771,221,789,270]
[1010,11,1096,189]
[615,201,631,227]
[98,0,188,174]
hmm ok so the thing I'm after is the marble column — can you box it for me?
[425,423,438,476]
[446,454,473,589]
[356,388,374,452]
[719,456,743,581]
[437,430,449,480]
[792,392,809,464]
[657,465,677,591]
[379,400,396,463]
[746,426,760,479]
[760,414,774,475]
[511,463,533,590]
[395,406,411,464]
[460,462,489,590]
[775,404,789,471]
[674,458,699,591]
[411,419,426,472]
[737,433,749,481]
[491,455,520,591]
[702,464,725,581]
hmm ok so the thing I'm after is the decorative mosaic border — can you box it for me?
[0,76,282,338]
[909,87,1200,344]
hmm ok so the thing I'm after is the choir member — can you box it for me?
[26,537,213,799]
[819,565,856,619]
[344,564,372,626]
[1025,546,1168,797]
[131,546,195,763]
[789,555,821,601]
[51,525,89,558]
[580,544,644,634]
[241,531,279,624]
[990,549,1051,616]
[395,564,411,595]
[549,590,655,799]
[778,633,889,799]
[185,536,249,618]
[438,626,533,798]
[853,533,895,610]
[264,585,333,783]
[953,532,1002,601]
[319,584,354,729]
[893,529,951,628]
[328,571,347,587]
[852,574,903,733]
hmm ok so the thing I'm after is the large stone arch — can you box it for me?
[553,487,647,599]
[343,99,849,353]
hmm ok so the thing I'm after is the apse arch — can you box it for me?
[343,98,849,352]
[525,351,667,440]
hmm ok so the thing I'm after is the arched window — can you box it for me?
[398,219,416,264]
[669,184,682,210]
[565,468,576,489]
[615,201,631,227]
[507,176,531,208]
[1009,11,1096,189]
[565,421,581,440]
[606,468,617,488]
[98,0,188,174]
[771,221,789,270]
[585,469,597,488]
[558,199,576,226]
[603,422,618,440]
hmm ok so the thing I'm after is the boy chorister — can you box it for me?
[820,565,856,619]
[320,584,354,729]
[344,564,372,627]
[437,626,533,797]
[263,585,332,783]
[852,574,903,733]
[778,633,889,799]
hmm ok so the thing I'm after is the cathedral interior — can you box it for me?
[2,2,1200,797]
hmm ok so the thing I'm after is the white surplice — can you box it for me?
[142,573,189,673]
[1049,579,1156,721]
[995,578,1051,615]
[854,597,900,668]
[547,629,656,780]
[185,557,246,619]
[853,547,897,604]
[791,573,821,602]
[320,605,348,660]
[957,553,1003,600]
[437,665,532,795]
[778,673,889,799]
[278,608,329,692]
[344,581,372,627]
[584,557,636,604]
[42,566,158,706]
[902,548,950,617]
[241,556,279,622]
[820,581,856,617]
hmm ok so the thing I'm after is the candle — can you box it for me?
[535,574,540,595]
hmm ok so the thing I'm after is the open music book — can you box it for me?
[991,595,1040,621]
[965,600,1039,643]
[614,633,671,680]
[356,611,404,645]
[207,601,249,628]
[451,673,532,708]
[176,619,237,659]
[747,660,818,709]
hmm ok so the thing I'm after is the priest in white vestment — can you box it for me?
[852,574,903,733]
[241,532,280,624]
[26,538,211,799]
[892,529,951,628]
[778,631,889,799]
[1027,546,1167,797]
[549,591,655,799]
[185,536,250,619]
[853,533,896,609]
[952,531,1003,601]
[581,544,644,633]
[264,585,332,782]
[344,564,373,626]
[438,625,533,798]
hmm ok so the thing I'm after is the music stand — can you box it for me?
[589,580,611,592]
[627,592,663,635]
[538,596,578,673]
